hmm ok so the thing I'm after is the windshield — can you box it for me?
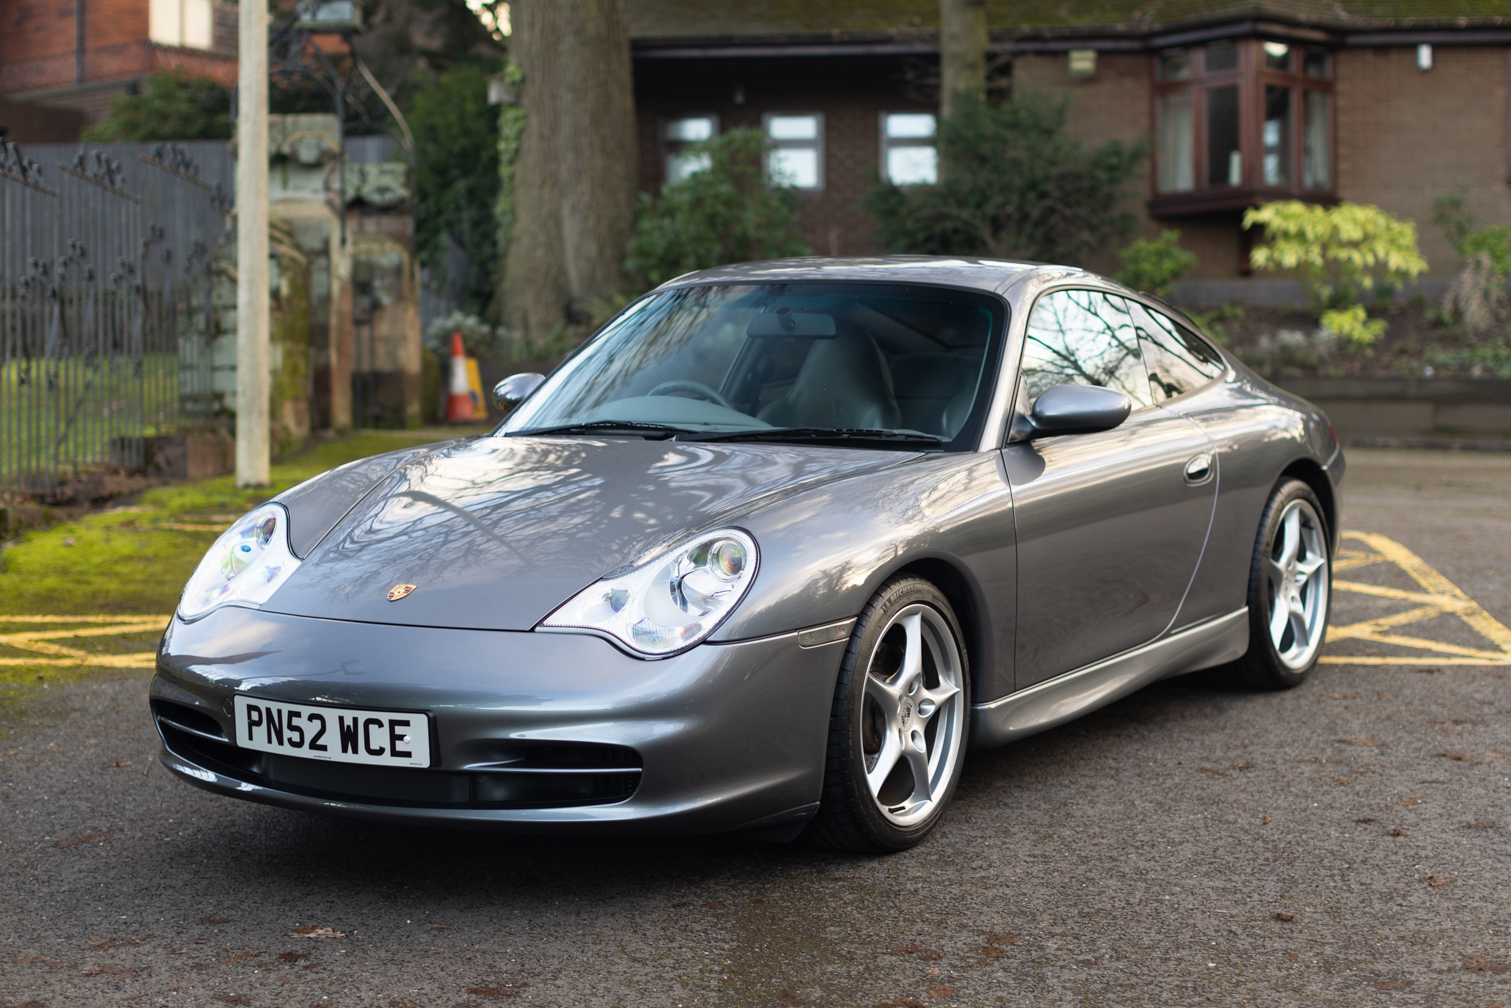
[500,283,1007,450]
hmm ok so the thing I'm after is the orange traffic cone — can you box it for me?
[445,332,474,424]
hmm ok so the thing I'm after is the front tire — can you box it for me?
[1232,478,1332,690]
[806,576,970,854]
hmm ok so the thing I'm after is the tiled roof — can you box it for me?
[625,0,1511,41]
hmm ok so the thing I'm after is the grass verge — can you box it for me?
[0,430,470,690]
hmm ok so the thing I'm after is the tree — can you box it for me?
[501,0,637,344]
[1115,230,1197,299]
[410,62,501,315]
[1244,200,1428,308]
[625,129,811,289]
[865,92,1147,263]
[83,72,231,141]
[939,0,987,122]
[1243,200,1428,346]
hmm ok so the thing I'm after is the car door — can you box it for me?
[1005,288,1218,689]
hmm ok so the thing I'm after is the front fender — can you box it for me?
[710,452,1017,699]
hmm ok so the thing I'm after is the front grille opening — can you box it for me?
[472,740,641,770]
[151,699,227,741]
[156,711,641,809]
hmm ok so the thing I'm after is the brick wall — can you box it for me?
[0,94,83,141]
[636,43,1511,285]
[89,0,151,48]
[0,2,77,63]
[1337,45,1510,277]
[634,54,927,257]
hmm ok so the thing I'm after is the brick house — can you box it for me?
[0,0,238,133]
[626,0,1511,301]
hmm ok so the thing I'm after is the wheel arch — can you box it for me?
[1278,457,1338,554]
[885,555,994,705]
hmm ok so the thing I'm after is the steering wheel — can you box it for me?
[647,380,735,411]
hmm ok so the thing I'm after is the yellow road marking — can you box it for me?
[0,614,170,670]
[1321,531,1511,667]
[0,614,168,624]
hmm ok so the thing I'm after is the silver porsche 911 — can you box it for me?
[153,256,1341,853]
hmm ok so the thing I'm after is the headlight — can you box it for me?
[177,503,302,621]
[539,529,758,656]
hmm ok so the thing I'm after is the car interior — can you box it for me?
[534,285,1003,443]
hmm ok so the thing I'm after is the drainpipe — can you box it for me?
[74,0,84,84]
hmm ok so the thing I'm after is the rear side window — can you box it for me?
[1020,289,1153,409]
[1130,302,1225,402]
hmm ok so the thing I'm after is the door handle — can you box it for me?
[1184,452,1213,484]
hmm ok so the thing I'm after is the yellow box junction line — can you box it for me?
[1323,531,1511,666]
[1,534,1506,672]
[0,615,170,669]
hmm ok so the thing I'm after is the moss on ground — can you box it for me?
[0,432,467,690]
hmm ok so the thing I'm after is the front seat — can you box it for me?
[890,353,975,437]
[757,329,901,430]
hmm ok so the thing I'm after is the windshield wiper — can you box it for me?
[686,427,943,448]
[507,420,697,439]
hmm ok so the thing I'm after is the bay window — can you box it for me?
[1151,38,1334,214]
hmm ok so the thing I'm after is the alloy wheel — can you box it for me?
[1266,498,1330,670]
[859,604,965,827]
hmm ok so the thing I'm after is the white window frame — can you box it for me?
[149,0,214,49]
[878,110,938,187]
[661,114,719,186]
[762,111,824,193]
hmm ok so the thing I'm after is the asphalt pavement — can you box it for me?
[2,446,1510,1008]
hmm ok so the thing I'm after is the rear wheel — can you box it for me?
[1233,478,1331,690]
[807,577,970,854]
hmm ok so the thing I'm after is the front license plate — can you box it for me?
[232,696,432,768]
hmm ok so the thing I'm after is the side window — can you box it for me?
[1130,303,1225,402]
[1020,290,1153,409]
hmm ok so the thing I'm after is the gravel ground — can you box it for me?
[2,447,1509,1008]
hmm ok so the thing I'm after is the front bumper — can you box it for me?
[152,607,846,836]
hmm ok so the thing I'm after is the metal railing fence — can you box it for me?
[0,141,230,494]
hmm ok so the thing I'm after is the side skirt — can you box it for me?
[970,608,1249,749]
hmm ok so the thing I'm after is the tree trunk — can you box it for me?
[502,0,637,345]
[502,1,568,346]
[939,0,988,119]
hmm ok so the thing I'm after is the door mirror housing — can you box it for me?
[493,372,545,410]
[1015,384,1133,439]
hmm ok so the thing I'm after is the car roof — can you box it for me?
[656,255,1072,295]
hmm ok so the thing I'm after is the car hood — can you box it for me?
[262,435,918,631]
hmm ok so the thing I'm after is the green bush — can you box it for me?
[865,92,1146,263]
[1432,187,1511,334]
[1434,187,1511,277]
[411,62,501,316]
[1115,230,1197,299]
[1319,304,1387,348]
[625,128,810,290]
[1242,200,1428,311]
[83,71,231,142]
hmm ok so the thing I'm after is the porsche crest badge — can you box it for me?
[387,583,417,602]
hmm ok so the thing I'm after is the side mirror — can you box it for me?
[493,372,544,410]
[1021,384,1132,438]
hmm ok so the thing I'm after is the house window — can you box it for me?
[1152,39,1334,211]
[764,113,823,190]
[880,112,938,186]
[149,0,213,49]
[662,116,717,185]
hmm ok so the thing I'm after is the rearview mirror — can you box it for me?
[493,372,544,409]
[1024,384,1132,438]
[747,308,837,338]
